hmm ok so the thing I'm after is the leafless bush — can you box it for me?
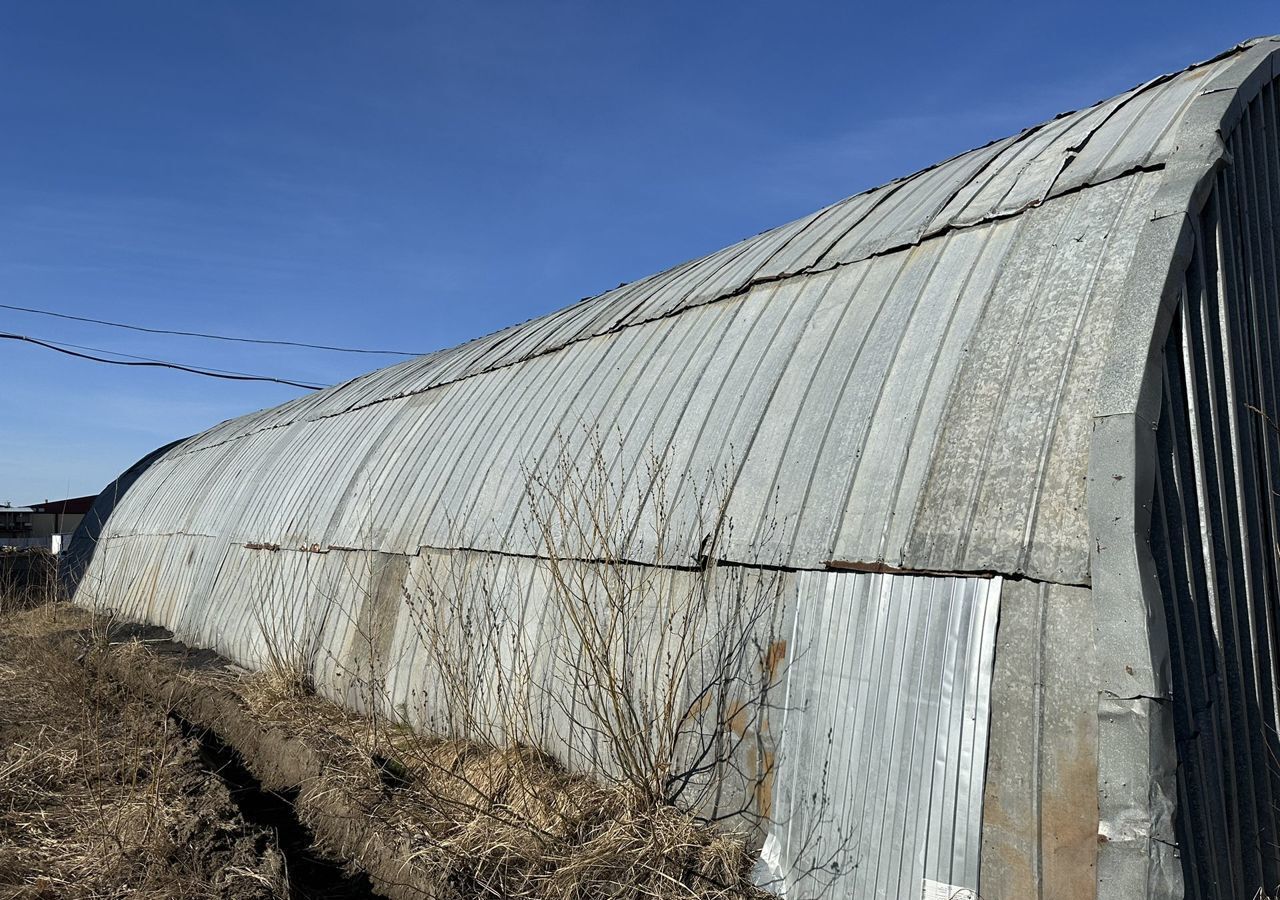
[517,431,790,828]
[264,426,838,897]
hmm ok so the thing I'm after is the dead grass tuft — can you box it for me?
[0,606,285,900]
[233,665,768,900]
[0,550,59,618]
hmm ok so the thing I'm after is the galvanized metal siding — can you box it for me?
[146,48,1241,463]
[900,173,1156,583]
[75,538,1002,897]
[93,169,1162,586]
[980,579,1098,900]
[1151,73,1280,900]
[768,571,1000,899]
[66,37,1280,900]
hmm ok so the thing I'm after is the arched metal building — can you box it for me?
[70,36,1280,900]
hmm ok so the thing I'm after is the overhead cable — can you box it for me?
[0,331,325,390]
[0,302,422,356]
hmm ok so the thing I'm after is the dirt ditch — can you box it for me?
[0,608,290,899]
[2,604,767,900]
[176,717,381,900]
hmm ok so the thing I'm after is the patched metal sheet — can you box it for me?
[764,570,1000,899]
[980,579,1099,900]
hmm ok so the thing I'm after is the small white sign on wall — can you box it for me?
[922,878,978,900]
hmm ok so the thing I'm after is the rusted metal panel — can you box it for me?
[981,579,1098,900]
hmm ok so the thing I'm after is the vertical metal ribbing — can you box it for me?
[1153,79,1280,900]
[1227,93,1280,868]
[768,571,1000,899]
[1154,302,1234,898]
[1210,160,1267,890]
[1250,79,1280,786]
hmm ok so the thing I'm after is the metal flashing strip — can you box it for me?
[1148,73,1280,898]
[1088,41,1280,900]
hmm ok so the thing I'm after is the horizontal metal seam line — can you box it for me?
[102,532,1090,588]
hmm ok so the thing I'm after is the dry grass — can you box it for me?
[0,605,286,900]
[0,549,58,617]
[0,596,769,900]
[232,664,769,900]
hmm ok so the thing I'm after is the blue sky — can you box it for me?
[0,1,1275,503]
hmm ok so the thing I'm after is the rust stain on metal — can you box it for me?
[680,690,715,725]
[143,563,160,609]
[1038,711,1099,899]
[761,639,787,680]
[981,701,1099,900]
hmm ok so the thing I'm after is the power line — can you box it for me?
[0,302,423,357]
[0,332,325,390]
[42,336,321,383]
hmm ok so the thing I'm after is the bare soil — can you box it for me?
[1,602,764,900]
[0,605,378,900]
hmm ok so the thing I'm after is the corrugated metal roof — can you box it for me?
[69,35,1280,900]
[93,168,1156,584]
[83,43,1265,588]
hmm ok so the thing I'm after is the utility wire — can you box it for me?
[0,302,423,357]
[0,332,325,390]
[41,336,319,382]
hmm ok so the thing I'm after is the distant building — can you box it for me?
[0,505,33,539]
[28,496,94,540]
[0,496,96,551]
